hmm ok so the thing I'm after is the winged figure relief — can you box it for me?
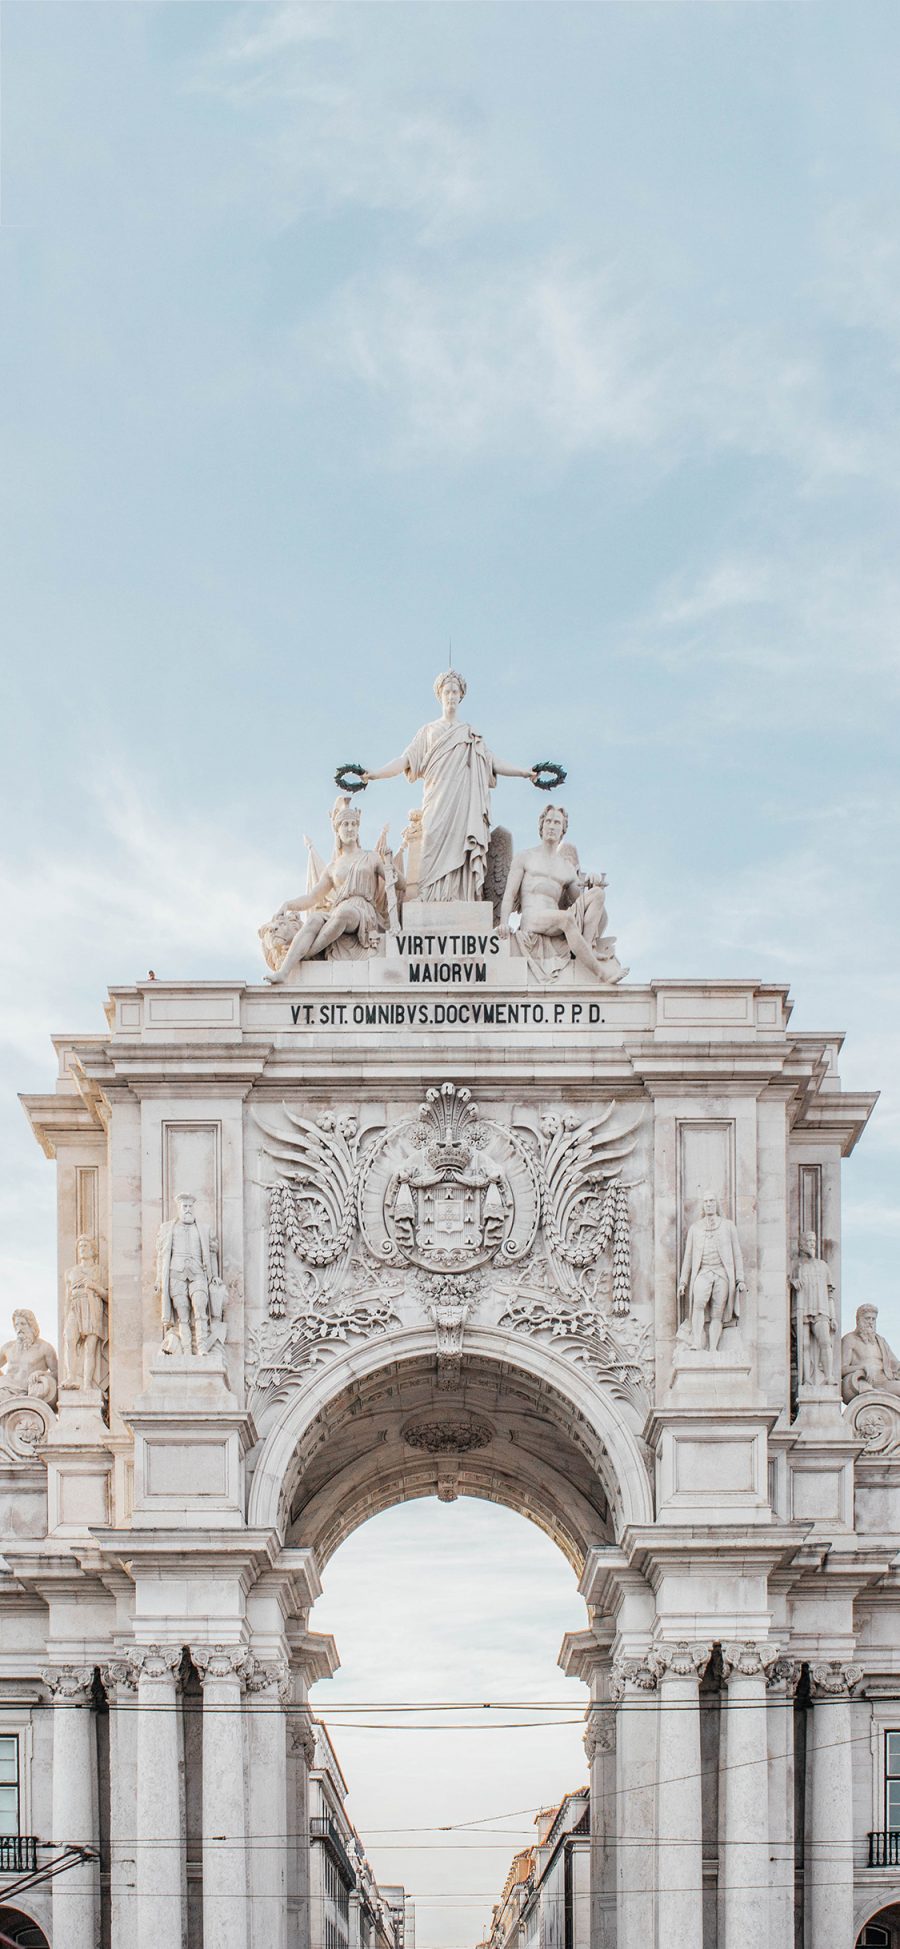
[516,1102,643,1313]
[253,1106,362,1316]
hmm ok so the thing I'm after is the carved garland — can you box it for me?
[267,1171,358,1317]
[539,1176,631,1309]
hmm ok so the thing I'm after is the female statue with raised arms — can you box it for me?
[362,671,536,904]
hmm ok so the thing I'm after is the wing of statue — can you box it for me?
[485,825,514,924]
[304,834,329,904]
[539,1103,642,1271]
[253,1106,359,1277]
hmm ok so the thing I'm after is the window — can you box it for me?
[886,1732,900,1830]
[0,1740,19,1838]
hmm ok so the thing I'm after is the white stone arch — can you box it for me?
[853,1889,900,1944]
[247,1322,654,1555]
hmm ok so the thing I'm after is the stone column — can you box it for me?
[287,1712,315,1949]
[653,1641,709,1949]
[102,1658,140,1943]
[808,1661,862,1949]
[133,1644,184,1949]
[246,1658,290,1949]
[44,1665,98,1949]
[194,1643,251,1949]
[766,1657,797,1949]
[584,1701,616,1949]
[721,1643,776,1949]
[612,1653,658,1949]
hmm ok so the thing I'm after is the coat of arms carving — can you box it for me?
[369,1083,536,1273]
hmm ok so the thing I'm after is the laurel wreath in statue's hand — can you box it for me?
[531,760,567,792]
[334,763,368,793]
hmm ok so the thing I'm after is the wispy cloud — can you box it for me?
[194,3,489,238]
[291,249,882,486]
[625,542,900,706]
[299,258,664,461]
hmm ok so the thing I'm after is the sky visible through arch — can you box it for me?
[308,1497,589,1949]
[1,3,900,1934]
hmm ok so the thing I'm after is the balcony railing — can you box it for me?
[0,1836,38,1874]
[311,1816,357,1892]
[867,1831,900,1867]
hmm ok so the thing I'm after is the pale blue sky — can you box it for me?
[1,4,899,1937]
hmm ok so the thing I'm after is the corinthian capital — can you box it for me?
[129,1644,182,1683]
[289,1712,317,1766]
[42,1664,94,1702]
[100,1656,140,1696]
[192,1643,253,1686]
[245,1657,292,1702]
[809,1660,864,1698]
[610,1652,657,1702]
[651,1641,712,1682]
[766,1656,800,1693]
[722,1641,780,1680]
[583,1704,616,1762]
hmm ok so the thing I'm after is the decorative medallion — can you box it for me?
[402,1417,493,1455]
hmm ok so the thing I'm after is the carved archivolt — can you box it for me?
[251,1084,647,1403]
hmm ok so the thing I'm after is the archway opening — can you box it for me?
[281,1348,622,1949]
[857,1905,900,1948]
[0,1910,51,1949]
[308,1497,591,1949]
[282,1347,619,1571]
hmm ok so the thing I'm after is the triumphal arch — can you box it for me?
[4,671,900,1949]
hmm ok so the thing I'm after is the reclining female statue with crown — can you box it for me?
[261,797,402,981]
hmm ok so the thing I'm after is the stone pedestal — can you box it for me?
[126,1353,255,1530]
[135,1646,184,1949]
[721,1646,772,1949]
[46,1666,98,1949]
[196,1646,250,1949]
[44,1390,112,1536]
[651,1407,774,1525]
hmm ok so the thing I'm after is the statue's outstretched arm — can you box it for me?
[363,757,406,782]
[493,757,537,780]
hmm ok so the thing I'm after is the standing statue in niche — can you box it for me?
[357,671,540,903]
[62,1236,108,1392]
[262,798,399,981]
[156,1193,226,1357]
[678,1193,747,1352]
[841,1304,900,1402]
[791,1231,837,1387]
[499,805,628,983]
[0,1310,58,1406]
